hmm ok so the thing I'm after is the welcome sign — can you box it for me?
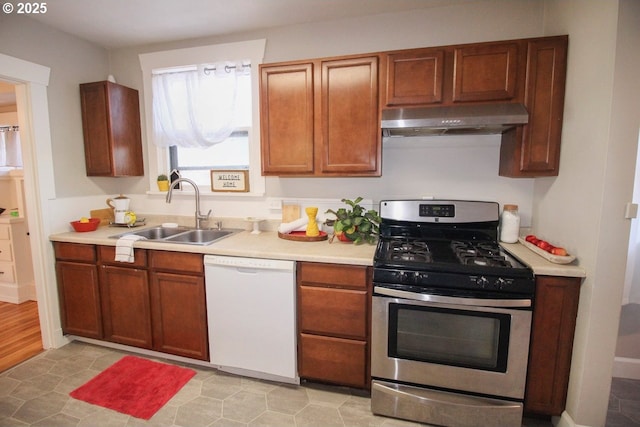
[210,170,249,192]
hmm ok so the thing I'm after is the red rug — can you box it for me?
[70,355,196,420]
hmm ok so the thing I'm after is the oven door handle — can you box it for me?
[373,286,532,308]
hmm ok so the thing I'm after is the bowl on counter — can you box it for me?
[70,218,101,232]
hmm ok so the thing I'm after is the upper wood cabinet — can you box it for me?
[80,81,144,177]
[499,37,568,177]
[260,63,315,175]
[382,41,521,107]
[260,55,381,177]
[384,48,445,106]
[452,42,521,103]
[381,35,568,177]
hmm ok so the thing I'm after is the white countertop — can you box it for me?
[0,214,25,224]
[49,223,377,266]
[501,241,586,278]
[49,224,587,277]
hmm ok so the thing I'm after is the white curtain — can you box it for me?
[0,129,22,167]
[152,62,250,148]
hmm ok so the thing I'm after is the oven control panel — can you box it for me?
[419,204,455,218]
[373,268,535,297]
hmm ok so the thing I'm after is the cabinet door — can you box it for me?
[319,56,380,175]
[525,275,580,416]
[56,261,102,339]
[299,286,367,339]
[452,42,520,102]
[299,333,367,388]
[299,262,369,289]
[384,48,445,106]
[80,81,144,177]
[150,272,208,360]
[499,37,567,177]
[99,265,152,348]
[260,63,315,175]
[80,82,113,175]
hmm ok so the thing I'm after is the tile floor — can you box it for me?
[0,341,554,427]
[606,377,640,427]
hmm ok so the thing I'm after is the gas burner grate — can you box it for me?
[451,240,511,267]
[389,239,432,263]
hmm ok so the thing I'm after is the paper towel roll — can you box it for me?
[277,217,309,234]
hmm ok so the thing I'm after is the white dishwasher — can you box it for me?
[204,255,299,384]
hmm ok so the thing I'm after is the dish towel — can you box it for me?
[277,217,309,234]
[115,235,146,263]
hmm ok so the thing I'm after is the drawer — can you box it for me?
[54,242,97,262]
[299,285,367,339]
[149,250,203,274]
[98,245,147,268]
[0,241,12,262]
[0,261,16,283]
[298,262,369,289]
[0,225,9,240]
[298,333,367,388]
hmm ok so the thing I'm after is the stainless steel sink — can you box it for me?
[165,229,235,245]
[129,226,189,240]
[110,226,239,246]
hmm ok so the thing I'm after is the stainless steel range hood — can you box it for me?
[381,103,529,137]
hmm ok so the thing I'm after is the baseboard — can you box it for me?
[554,411,579,427]
[612,356,640,380]
[0,281,36,303]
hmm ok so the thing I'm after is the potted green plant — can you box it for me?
[157,174,169,191]
[325,197,381,244]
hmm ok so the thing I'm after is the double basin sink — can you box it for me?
[111,226,239,246]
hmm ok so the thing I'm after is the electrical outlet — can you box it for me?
[267,198,282,210]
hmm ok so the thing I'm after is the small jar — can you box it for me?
[500,204,520,243]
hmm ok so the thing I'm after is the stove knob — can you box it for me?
[398,271,411,282]
[495,278,507,290]
[476,276,490,289]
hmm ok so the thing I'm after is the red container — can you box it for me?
[70,218,101,232]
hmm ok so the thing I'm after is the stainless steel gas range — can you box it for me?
[370,199,535,427]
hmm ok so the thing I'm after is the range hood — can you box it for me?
[381,103,529,137]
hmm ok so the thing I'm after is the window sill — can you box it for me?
[146,189,265,198]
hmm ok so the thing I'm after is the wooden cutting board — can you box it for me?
[282,204,301,223]
[90,208,114,226]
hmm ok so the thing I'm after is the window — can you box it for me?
[169,130,249,185]
[139,40,266,195]
[0,126,22,167]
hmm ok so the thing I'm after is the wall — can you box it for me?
[539,0,640,426]
[2,1,633,425]
[107,0,542,224]
[0,13,132,198]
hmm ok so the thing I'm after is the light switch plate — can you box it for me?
[625,203,638,219]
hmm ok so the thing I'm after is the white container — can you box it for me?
[500,204,520,243]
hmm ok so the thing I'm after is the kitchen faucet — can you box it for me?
[166,177,212,229]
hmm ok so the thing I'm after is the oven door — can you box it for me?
[371,286,532,400]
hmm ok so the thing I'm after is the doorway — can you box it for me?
[0,52,63,356]
[0,80,43,371]
[616,128,640,380]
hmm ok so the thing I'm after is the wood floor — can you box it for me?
[0,300,43,373]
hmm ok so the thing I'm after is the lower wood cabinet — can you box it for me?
[54,242,103,339]
[149,250,208,361]
[525,275,581,416]
[54,242,208,361]
[297,261,371,389]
